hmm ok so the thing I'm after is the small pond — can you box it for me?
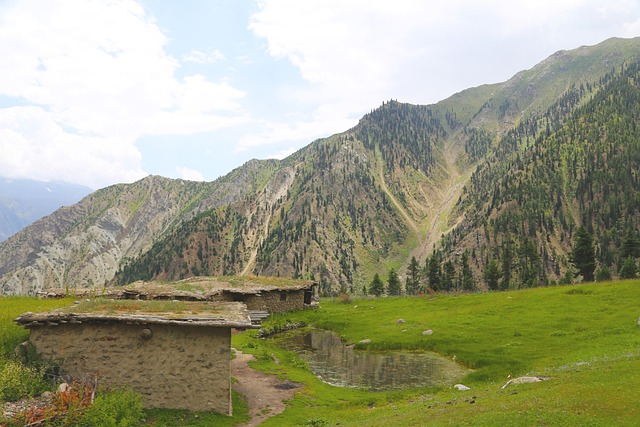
[272,329,469,391]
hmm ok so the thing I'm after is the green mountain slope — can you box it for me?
[0,160,281,295]
[3,37,640,295]
[440,61,640,288]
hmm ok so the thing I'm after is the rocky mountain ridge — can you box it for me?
[0,179,91,242]
[2,37,640,295]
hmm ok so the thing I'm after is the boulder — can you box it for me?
[501,376,548,389]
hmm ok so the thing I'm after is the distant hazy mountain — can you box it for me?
[0,178,92,241]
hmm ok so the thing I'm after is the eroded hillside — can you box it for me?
[3,37,640,295]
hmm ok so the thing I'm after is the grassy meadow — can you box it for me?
[2,280,639,425]
[234,280,640,426]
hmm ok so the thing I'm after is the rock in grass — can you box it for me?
[422,329,433,335]
[501,376,549,389]
[359,339,371,344]
[396,319,406,324]
[454,384,471,391]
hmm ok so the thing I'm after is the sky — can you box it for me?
[1,1,639,190]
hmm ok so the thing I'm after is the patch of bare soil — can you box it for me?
[231,349,300,427]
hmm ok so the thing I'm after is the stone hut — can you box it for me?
[39,276,318,316]
[202,276,317,313]
[15,300,257,415]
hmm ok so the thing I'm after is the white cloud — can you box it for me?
[250,0,640,106]
[176,166,205,182]
[183,48,225,64]
[0,107,145,188]
[236,114,355,152]
[264,147,297,160]
[0,0,247,188]
[243,0,640,154]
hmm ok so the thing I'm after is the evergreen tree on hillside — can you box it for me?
[620,230,640,259]
[460,251,475,291]
[620,257,637,279]
[369,273,385,296]
[483,259,502,291]
[571,226,596,282]
[501,240,513,290]
[387,268,402,296]
[595,265,612,282]
[442,261,456,291]
[426,255,442,292]
[405,256,422,295]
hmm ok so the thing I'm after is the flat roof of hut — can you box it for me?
[15,299,257,328]
[38,276,317,302]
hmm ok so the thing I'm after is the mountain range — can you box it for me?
[2,36,640,296]
[0,179,91,242]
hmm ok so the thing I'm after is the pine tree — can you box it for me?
[595,265,612,282]
[460,251,475,291]
[571,226,596,282]
[483,259,502,291]
[369,273,385,297]
[620,230,640,259]
[442,261,456,291]
[426,255,442,292]
[387,268,402,296]
[501,240,513,290]
[620,256,637,279]
[405,256,421,295]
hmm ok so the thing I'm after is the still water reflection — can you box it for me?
[273,329,469,390]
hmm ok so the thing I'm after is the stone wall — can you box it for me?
[239,289,307,312]
[29,323,232,414]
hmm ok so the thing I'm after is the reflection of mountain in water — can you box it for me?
[280,330,469,390]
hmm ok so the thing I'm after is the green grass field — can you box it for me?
[234,280,640,426]
[2,280,639,425]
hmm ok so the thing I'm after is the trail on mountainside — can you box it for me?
[377,140,472,266]
[419,141,473,258]
[378,160,421,236]
[241,169,295,276]
[241,208,270,276]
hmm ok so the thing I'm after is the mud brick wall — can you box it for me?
[28,323,232,414]
[242,290,307,312]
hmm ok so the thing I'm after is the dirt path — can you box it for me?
[231,349,300,426]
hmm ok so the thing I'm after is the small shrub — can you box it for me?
[337,293,352,304]
[2,380,94,427]
[256,318,306,338]
[620,257,637,279]
[0,359,49,402]
[305,418,329,426]
[559,271,574,285]
[3,381,143,427]
[595,265,612,282]
[79,387,144,427]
